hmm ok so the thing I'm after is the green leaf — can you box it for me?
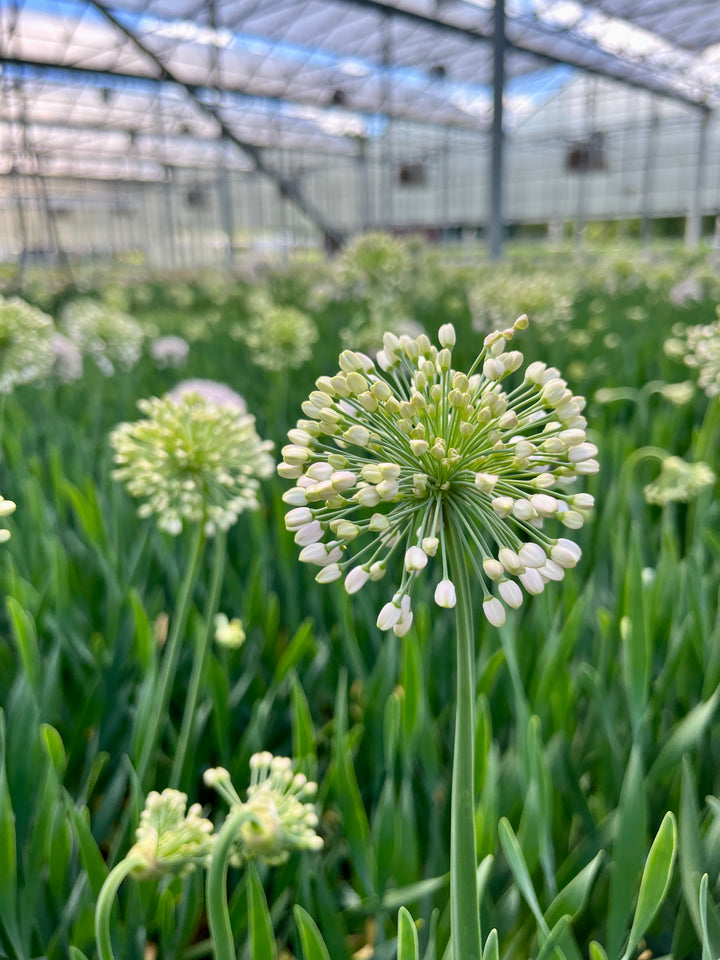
[545,852,604,928]
[7,597,41,695]
[290,672,317,768]
[607,744,647,960]
[400,634,424,750]
[621,534,650,734]
[537,917,572,960]
[398,906,420,960]
[273,619,315,687]
[41,724,66,778]
[67,802,108,898]
[621,812,677,960]
[379,874,450,913]
[498,817,549,937]
[69,949,90,960]
[247,861,277,960]
[648,687,720,787]
[482,929,499,960]
[589,943,608,960]
[0,711,21,957]
[700,874,713,960]
[294,905,332,960]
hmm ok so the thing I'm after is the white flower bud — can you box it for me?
[404,546,428,572]
[518,542,546,568]
[344,425,370,446]
[299,542,330,564]
[541,379,567,405]
[482,558,505,581]
[498,547,524,576]
[539,560,565,582]
[550,544,578,568]
[491,496,514,517]
[410,439,429,457]
[282,487,308,506]
[331,471,357,491]
[520,568,545,595]
[354,486,381,507]
[483,597,506,627]
[571,493,595,510]
[277,463,303,479]
[559,429,585,447]
[369,560,387,580]
[282,444,311,465]
[568,443,598,463]
[344,567,370,594]
[316,564,342,583]
[560,510,584,529]
[524,361,547,385]
[498,579,523,609]
[475,472,499,494]
[434,578,457,608]
[574,458,600,475]
[438,323,456,348]
[530,494,558,517]
[483,358,505,380]
[422,536,439,556]
[285,507,313,531]
[294,521,323,546]
[306,462,333,481]
[377,601,402,631]
[512,499,535,521]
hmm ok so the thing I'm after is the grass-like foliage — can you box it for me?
[0,240,718,960]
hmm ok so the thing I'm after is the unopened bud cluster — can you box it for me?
[279,319,596,629]
[204,753,323,866]
[110,392,274,535]
[665,316,720,398]
[236,304,318,372]
[61,298,144,375]
[128,788,214,879]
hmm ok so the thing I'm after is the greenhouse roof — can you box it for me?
[2,0,720,228]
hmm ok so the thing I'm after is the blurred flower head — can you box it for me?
[51,333,83,383]
[665,317,720,398]
[236,304,318,372]
[110,392,274,536]
[204,754,322,866]
[644,456,715,505]
[279,319,596,631]
[128,788,213,879]
[660,381,695,406]
[150,335,189,369]
[168,378,247,416]
[214,613,246,649]
[61,298,144,375]
[0,296,55,393]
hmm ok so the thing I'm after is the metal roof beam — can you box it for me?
[333,0,708,108]
[85,0,345,249]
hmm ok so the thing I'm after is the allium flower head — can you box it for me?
[110,392,274,535]
[665,317,720,398]
[204,755,323,866]
[128,788,213,879]
[0,296,55,393]
[279,319,596,629]
[168,378,247,415]
[644,456,715,505]
[51,333,83,383]
[150,335,190,369]
[236,304,318,372]
[0,495,16,543]
[61,298,144,375]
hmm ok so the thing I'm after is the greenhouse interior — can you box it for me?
[2,2,720,960]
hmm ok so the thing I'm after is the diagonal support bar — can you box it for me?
[86,0,344,250]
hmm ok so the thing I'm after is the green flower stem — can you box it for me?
[109,524,206,866]
[170,530,227,789]
[206,806,257,960]
[135,522,206,787]
[95,856,144,960]
[446,522,482,960]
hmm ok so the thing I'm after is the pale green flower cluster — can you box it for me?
[60,298,144,375]
[470,269,575,343]
[0,296,55,393]
[214,613,246,649]
[237,304,318,371]
[128,788,214,880]
[279,319,596,630]
[204,754,323,866]
[0,495,16,543]
[336,232,411,297]
[665,318,720,397]
[110,392,274,535]
[644,456,716,505]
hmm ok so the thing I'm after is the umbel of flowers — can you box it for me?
[0,295,55,393]
[110,391,274,536]
[279,318,597,632]
[665,314,720,397]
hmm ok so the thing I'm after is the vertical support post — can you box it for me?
[382,14,394,232]
[640,96,659,245]
[163,166,177,269]
[489,0,505,260]
[217,147,235,269]
[356,137,371,232]
[686,109,710,248]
